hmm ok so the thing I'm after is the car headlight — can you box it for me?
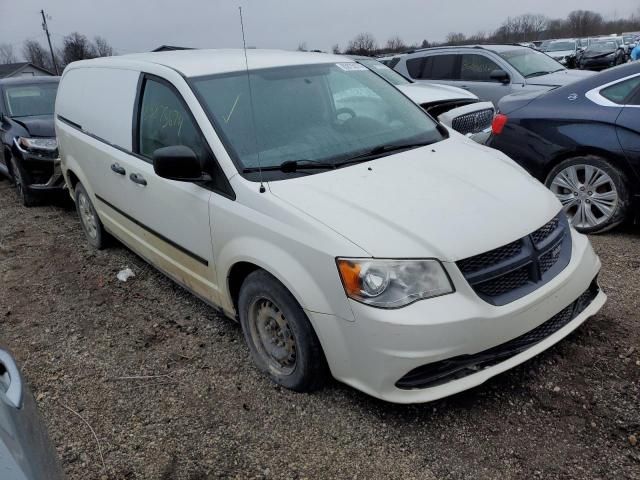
[336,258,454,308]
[16,137,58,153]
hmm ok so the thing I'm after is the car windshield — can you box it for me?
[357,59,411,86]
[591,41,617,52]
[548,41,575,52]
[190,62,442,178]
[3,82,58,117]
[498,48,564,77]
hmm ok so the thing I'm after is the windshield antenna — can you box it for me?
[239,6,265,193]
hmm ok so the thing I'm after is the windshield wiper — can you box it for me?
[335,141,433,166]
[525,71,552,78]
[242,159,336,173]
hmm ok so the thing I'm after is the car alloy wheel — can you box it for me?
[77,190,98,239]
[247,297,297,376]
[550,164,618,230]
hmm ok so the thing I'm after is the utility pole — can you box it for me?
[40,9,59,75]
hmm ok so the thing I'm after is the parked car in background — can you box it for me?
[393,45,594,106]
[350,56,494,143]
[578,39,626,70]
[0,347,64,479]
[489,63,640,233]
[538,40,553,52]
[545,39,580,68]
[0,77,63,206]
[55,49,604,403]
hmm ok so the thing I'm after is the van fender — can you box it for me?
[217,236,354,323]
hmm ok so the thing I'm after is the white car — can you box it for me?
[351,57,494,143]
[55,49,605,404]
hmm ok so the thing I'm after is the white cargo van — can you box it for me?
[55,50,605,403]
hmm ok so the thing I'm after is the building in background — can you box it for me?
[0,63,54,78]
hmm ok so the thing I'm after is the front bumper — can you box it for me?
[18,155,65,193]
[581,57,615,70]
[309,229,604,403]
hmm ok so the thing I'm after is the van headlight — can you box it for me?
[336,258,454,308]
[16,137,58,153]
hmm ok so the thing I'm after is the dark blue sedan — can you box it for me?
[488,63,640,233]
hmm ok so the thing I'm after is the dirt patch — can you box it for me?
[0,178,638,479]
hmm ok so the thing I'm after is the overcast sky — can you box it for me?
[2,0,639,56]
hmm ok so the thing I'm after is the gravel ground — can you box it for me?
[0,178,639,480]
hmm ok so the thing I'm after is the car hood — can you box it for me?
[397,83,478,105]
[583,49,616,59]
[12,115,55,137]
[526,69,594,86]
[268,138,560,261]
[547,50,575,58]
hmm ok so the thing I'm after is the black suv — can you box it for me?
[0,77,63,206]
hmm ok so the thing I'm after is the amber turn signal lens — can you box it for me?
[337,259,361,295]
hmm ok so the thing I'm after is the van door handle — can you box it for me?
[110,163,126,175]
[0,350,23,409]
[129,173,147,186]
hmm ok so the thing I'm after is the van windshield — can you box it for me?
[190,63,443,179]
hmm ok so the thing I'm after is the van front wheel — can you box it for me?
[238,270,328,392]
[75,182,107,249]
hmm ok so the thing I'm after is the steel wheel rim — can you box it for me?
[550,164,618,229]
[78,192,98,239]
[248,297,297,376]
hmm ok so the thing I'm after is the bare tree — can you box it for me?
[61,32,96,67]
[385,36,406,53]
[345,32,377,56]
[23,40,48,69]
[445,32,466,45]
[0,44,17,64]
[296,42,307,52]
[566,10,604,37]
[94,36,114,57]
[331,44,340,54]
[420,39,431,48]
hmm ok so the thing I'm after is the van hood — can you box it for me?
[525,69,594,87]
[268,138,560,261]
[397,83,478,105]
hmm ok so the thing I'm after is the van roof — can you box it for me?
[65,49,353,78]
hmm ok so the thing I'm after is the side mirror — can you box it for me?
[152,145,207,182]
[490,69,510,84]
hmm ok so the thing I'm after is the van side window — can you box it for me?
[138,79,207,161]
[460,54,501,82]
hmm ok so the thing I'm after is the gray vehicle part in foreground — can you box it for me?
[0,349,64,480]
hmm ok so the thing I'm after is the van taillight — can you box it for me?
[492,114,508,135]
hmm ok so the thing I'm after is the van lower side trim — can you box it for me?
[94,194,209,267]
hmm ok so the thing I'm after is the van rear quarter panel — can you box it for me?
[56,67,140,201]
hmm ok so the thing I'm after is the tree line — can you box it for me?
[0,32,114,72]
[307,8,640,56]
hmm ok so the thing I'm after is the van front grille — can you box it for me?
[456,213,571,306]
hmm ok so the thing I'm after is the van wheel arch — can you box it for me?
[66,169,80,194]
[228,262,262,316]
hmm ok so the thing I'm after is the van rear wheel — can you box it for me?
[238,270,328,392]
[75,182,107,249]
